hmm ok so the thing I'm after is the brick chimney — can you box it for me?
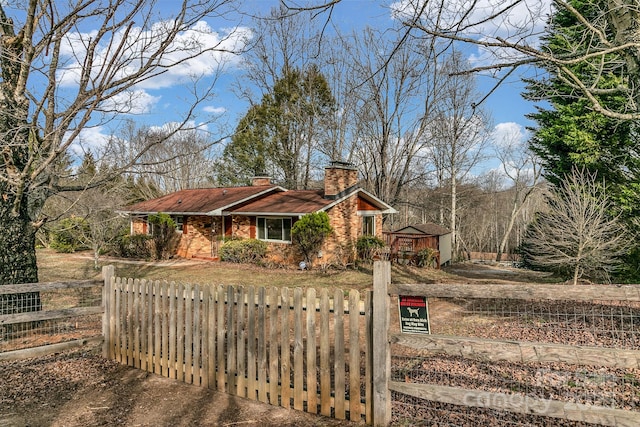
[251,176,271,186]
[324,161,358,199]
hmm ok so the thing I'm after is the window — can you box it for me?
[173,215,184,233]
[146,215,185,235]
[362,215,375,236]
[145,218,154,235]
[257,217,292,242]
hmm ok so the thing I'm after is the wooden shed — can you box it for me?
[383,223,452,267]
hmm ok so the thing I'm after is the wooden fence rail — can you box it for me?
[8,263,640,426]
[1,277,104,360]
[375,261,640,427]
[389,382,640,427]
[102,267,373,423]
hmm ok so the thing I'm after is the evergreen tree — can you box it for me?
[217,105,271,186]
[525,0,640,280]
[291,212,333,265]
[525,0,640,220]
[219,65,335,188]
[77,152,98,183]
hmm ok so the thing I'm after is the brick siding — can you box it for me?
[324,165,358,197]
[176,216,222,258]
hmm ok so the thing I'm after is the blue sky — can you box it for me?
[65,0,551,176]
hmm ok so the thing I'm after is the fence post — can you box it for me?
[372,260,391,426]
[102,265,115,358]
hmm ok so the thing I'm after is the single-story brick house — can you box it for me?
[119,162,396,265]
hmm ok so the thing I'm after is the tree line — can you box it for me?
[1,0,639,294]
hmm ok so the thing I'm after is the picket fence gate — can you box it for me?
[101,266,374,424]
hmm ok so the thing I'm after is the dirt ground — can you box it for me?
[0,345,360,427]
[1,256,554,427]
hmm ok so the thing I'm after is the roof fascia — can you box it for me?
[228,212,306,217]
[117,186,286,216]
[208,186,286,215]
[319,188,397,214]
[118,211,213,216]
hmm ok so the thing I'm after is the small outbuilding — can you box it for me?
[383,223,452,267]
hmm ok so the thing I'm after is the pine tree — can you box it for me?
[219,65,335,188]
[524,0,640,280]
[525,0,640,220]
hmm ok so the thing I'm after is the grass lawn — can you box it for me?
[36,248,455,292]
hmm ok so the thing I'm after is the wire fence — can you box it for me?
[392,392,595,427]
[1,281,103,354]
[389,292,640,426]
[430,297,640,348]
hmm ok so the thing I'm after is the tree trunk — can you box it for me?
[450,173,457,257]
[0,195,41,314]
[496,200,519,262]
[0,28,41,311]
[94,246,101,271]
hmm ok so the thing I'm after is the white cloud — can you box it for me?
[67,125,110,160]
[203,105,226,115]
[391,0,552,68]
[149,120,210,135]
[490,121,539,182]
[99,90,161,115]
[56,19,252,111]
[492,121,529,148]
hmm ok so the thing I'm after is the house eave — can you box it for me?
[120,210,213,216]
[319,187,397,214]
[209,186,287,216]
[118,186,286,217]
[228,212,310,217]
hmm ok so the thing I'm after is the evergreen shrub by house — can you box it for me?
[356,235,386,260]
[219,238,268,264]
[415,247,438,268]
[115,233,153,259]
[291,212,333,265]
[147,213,180,260]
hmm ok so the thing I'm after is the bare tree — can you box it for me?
[106,120,219,195]
[234,5,336,188]
[0,0,242,287]
[289,1,640,121]
[349,27,440,207]
[238,4,322,99]
[318,35,362,164]
[427,52,492,256]
[493,124,542,261]
[397,0,640,121]
[75,185,129,270]
[521,168,632,285]
[462,171,505,254]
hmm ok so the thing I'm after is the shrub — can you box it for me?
[115,233,153,259]
[148,213,180,260]
[332,240,357,269]
[415,247,438,268]
[50,217,89,253]
[356,235,386,261]
[219,238,267,264]
[291,212,333,264]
